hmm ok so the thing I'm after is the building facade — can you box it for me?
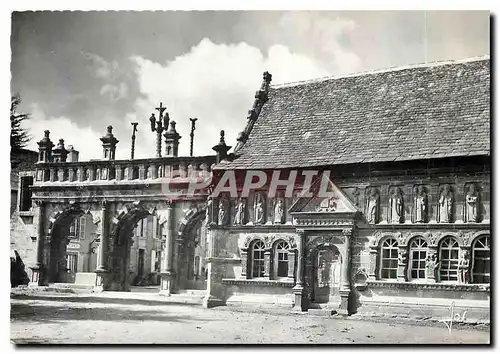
[12,56,490,318]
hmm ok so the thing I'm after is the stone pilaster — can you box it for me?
[287,251,296,280]
[338,228,353,315]
[240,250,248,278]
[29,201,46,286]
[292,230,305,312]
[159,203,174,296]
[263,250,271,278]
[49,168,56,182]
[368,246,378,280]
[95,201,109,291]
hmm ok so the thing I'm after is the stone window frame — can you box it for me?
[272,240,291,279]
[471,235,490,284]
[379,237,399,280]
[407,236,428,281]
[240,236,297,282]
[250,239,266,278]
[438,236,460,282]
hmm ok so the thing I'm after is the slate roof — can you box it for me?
[220,56,490,170]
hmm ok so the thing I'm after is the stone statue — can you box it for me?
[102,168,108,180]
[76,169,81,181]
[95,168,101,180]
[317,255,328,287]
[458,249,470,284]
[390,187,404,223]
[205,197,213,225]
[366,187,380,224]
[234,198,247,225]
[439,184,454,223]
[425,253,438,279]
[254,193,265,224]
[466,184,480,222]
[123,168,129,180]
[415,186,428,223]
[85,169,91,181]
[218,197,229,226]
[273,198,284,224]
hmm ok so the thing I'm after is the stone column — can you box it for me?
[292,231,305,312]
[29,201,46,286]
[240,250,248,278]
[160,203,174,296]
[95,202,109,291]
[287,251,296,280]
[339,228,352,315]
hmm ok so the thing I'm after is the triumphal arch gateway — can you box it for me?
[16,56,490,317]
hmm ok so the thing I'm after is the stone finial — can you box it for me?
[100,125,119,160]
[44,130,50,139]
[212,130,232,163]
[164,120,181,157]
[263,71,272,83]
[57,139,65,149]
[106,125,113,135]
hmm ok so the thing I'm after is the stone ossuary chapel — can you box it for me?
[11,56,490,318]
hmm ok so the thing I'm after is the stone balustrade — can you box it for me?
[33,155,216,184]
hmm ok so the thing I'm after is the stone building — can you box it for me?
[207,56,490,316]
[13,56,490,318]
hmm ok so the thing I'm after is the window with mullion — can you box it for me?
[408,237,428,280]
[380,238,398,280]
[251,240,266,278]
[472,236,490,284]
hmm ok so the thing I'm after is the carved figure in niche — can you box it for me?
[366,187,380,224]
[390,187,404,223]
[218,196,229,226]
[273,197,285,224]
[85,169,91,181]
[425,253,438,279]
[353,188,360,207]
[397,248,406,265]
[439,184,454,223]
[205,197,213,225]
[76,169,81,181]
[466,184,480,222]
[102,168,108,180]
[233,198,247,225]
[254,193,265,224]
[95,168,101,180]
[414,186,428,223]
[458,249,470,284]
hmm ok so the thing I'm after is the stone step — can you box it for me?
[177,289,206,297]
[307,308,338,317]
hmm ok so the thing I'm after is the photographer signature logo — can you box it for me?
[440,301,467,333]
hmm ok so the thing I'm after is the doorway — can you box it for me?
[312,246,342,304]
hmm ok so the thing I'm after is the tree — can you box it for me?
[11,93,31,151]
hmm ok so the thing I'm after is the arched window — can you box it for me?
[439,237,460,282]
[274,240,290,278]
[408,237,428,280]
[251,240,265,278]
[380,238,398,279]
[472,235,490,284]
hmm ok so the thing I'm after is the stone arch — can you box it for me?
[469,230,490,247]
[45,202,101,284]
[111,201,160,245]
[175,206,208,291]
[241,234,266,251]
[437,232,465,248]
[265,234,298,250]
[406,232,433,247]
[369,231,402,248]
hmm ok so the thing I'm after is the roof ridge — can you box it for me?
[271,55,490,89]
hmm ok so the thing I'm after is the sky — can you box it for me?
[10,11,490,161]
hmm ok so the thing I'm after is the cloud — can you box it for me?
[100,82,129,101]
[25,104,104,162]
[129,33,359,158]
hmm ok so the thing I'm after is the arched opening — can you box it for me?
[110,208,161,292]
[48,210,97,284]
[311,245,342,304]
[175,209,207,291]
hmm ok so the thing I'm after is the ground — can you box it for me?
[10,291,490,345]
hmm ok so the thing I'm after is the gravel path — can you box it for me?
[10,293,490,344]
